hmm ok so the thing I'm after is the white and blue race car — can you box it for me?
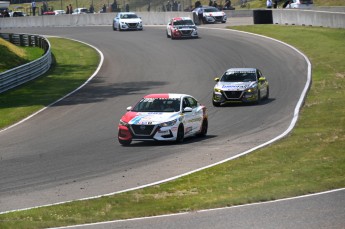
[118,93,208,145]
[113,12,143,31]
[212,68,269,106]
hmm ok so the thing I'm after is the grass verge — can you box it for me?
[0,38,44,72]
[0,37,99,129]
[0,25,344,229]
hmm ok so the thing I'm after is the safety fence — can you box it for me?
[0,33,52,94]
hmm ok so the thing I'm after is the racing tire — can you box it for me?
[118,138,132,146]
[175,124,184,143]
[265,87,270,100]
[167,31,171,38]
[197,119,208,137]
[113,23,116,31]
[118,24,122,31]
[212,100,221,107]
[255,91,261,105]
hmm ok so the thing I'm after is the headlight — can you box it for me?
[245,87,257,93]
[119,119,129,127]
[214,88,222,93]
[160,119,177,127]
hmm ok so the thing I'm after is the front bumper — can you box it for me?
[118,124,178,142]
[204,15,227,23]
[172,29,198,38]
[213,90,258,103]
[120,22,143,30]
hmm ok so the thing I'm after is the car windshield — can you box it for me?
[221,71,257,82]
[173,20,194,26]
[204,7,220,12]
[132,98,181,112]
[121,14,138,19]
[80,9,88,12]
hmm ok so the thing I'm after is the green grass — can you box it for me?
[0,38,44,72]
[0,25,344,229]
[0,37,99,129]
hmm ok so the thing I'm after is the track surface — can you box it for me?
[0,23,308,212]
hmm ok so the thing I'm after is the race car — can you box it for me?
[212,68,269,106]
[118,93,208,145]
[166,17,198,39]
[113,12,143,31]
[192,6,227,24]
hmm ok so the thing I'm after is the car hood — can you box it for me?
[215,81,257,91]
[122,111,180,125]
[119,18,142,23]
[175,25,196,29]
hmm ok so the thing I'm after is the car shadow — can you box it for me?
[119,134,217,147]
[216,98,275,107]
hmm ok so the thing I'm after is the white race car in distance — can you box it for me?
[113,12,143,31]
[212,68,269,106]
[118,93,208,145]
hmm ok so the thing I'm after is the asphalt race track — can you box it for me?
[0,24,308,214]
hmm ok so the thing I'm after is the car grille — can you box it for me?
[180,29,192,36]
[130,124,156,136]
[214,16,223,21]
[127,23,138,28]
[224,91,243,99]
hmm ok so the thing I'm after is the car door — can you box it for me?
[167,20,172,37]
[186,97,203,134]
[181,97,194,136]
[114,14,120,28]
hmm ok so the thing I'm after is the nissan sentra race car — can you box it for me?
[118,93,208,145]
[166,17,198,39]
[192,6,227,24]
[212,68,269,106]
[113,12,143,31]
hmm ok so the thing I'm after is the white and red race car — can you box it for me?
[118,93,208,145]
[166,17,198,39]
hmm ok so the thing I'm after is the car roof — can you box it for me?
[172,17,192,21]
[226,68,257,72]
[120,12,137,15]
[144,93,191,99]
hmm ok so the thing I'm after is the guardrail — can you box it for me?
[0,33,52,94]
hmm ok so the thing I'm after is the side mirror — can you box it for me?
[214,77,220,82]
[126,106,132,111]
[183,107,193,112]
[258,77,266,82]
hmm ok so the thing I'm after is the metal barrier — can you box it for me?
[0,33,52,94]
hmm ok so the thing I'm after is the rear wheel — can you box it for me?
[175,124,184,143]
[118,138,132,146]
[197,119,208,137]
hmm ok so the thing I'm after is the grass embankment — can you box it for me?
[0,38,44,72]
[0,26,344,228]
[0,38,99,129]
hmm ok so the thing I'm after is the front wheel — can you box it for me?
[118,138,132,146]
[212,100,221,107]
[175,124,184,143]
[197,119,208,137]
